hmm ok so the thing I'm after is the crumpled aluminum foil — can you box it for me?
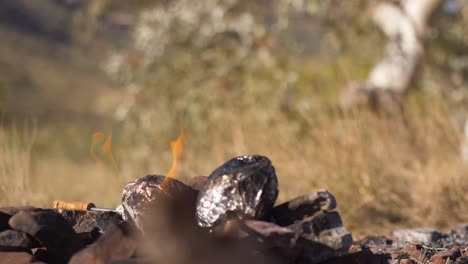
[118,175,195,230]
[196,155,278,228]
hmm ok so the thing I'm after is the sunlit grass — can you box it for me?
[0,125,46,205]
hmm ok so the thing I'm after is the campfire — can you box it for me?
[0,155,466,263]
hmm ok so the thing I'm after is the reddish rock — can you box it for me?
[429,248,461,264]
[319,249,388,264]
[69,224,136,264]
[0,251,33,264]
[400,244,428,263]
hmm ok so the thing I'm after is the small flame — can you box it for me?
[90,131,119,174]
[90,132,105,161]
[164,131,184,182]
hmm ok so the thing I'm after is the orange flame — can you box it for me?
[90,132,105,161]
[90,131,119,174]
[164,131,184,182]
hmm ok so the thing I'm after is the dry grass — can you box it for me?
[1,93,466,235]
[108,91,467,235]
[0,125,46,205]
[0,92,468,233]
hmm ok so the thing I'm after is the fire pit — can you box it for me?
[0,155,466,263]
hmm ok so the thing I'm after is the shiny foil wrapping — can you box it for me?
[196,155,278,228]
[120,175,195,230]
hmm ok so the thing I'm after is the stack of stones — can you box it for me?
[0,155,466,263]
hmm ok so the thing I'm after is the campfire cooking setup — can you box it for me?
[0,155,466,263]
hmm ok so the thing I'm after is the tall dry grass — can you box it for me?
[0,93,466,235]
[0,125,46,205]
[105,90,467,235]
[0,124,123,208]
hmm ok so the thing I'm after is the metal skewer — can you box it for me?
[52,200,116,212]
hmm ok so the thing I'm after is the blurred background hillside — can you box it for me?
[0,0,467,234]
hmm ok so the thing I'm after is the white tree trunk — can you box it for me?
[341,0,443,109]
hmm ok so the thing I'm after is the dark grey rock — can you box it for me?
[357,235,392,246]
[196,155,278,228]
[271,189,336,226]
[8,210,84,262]
[316,249,388,264]
[0,230,39,251]
[288,211,352,251]
[0,212,10,232]
[241,220,298,249]
[59,210,123,233]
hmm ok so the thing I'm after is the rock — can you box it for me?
[0,251,33,264]
[110,259,150,264]
[270,190,336,226]
[196,155,278,228]
[0,212,10,232]
[288,211,353,251]
[69,224,136,264]
[452,223,468,237]
[287,211,353,263]
[33,248,55,263]
[357,235,392,246]
[388,259,415,264]
[120,175,197,230]
[59,210,123,233]
[0,207,38,216]
[0,230,39,251]
[391,228,443,245]
[319,249,388,264]
[211,219,248,239]
[241,220,298,249]
[430,249,461,264]
[9,210,84,262]
[400,244,428,263]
